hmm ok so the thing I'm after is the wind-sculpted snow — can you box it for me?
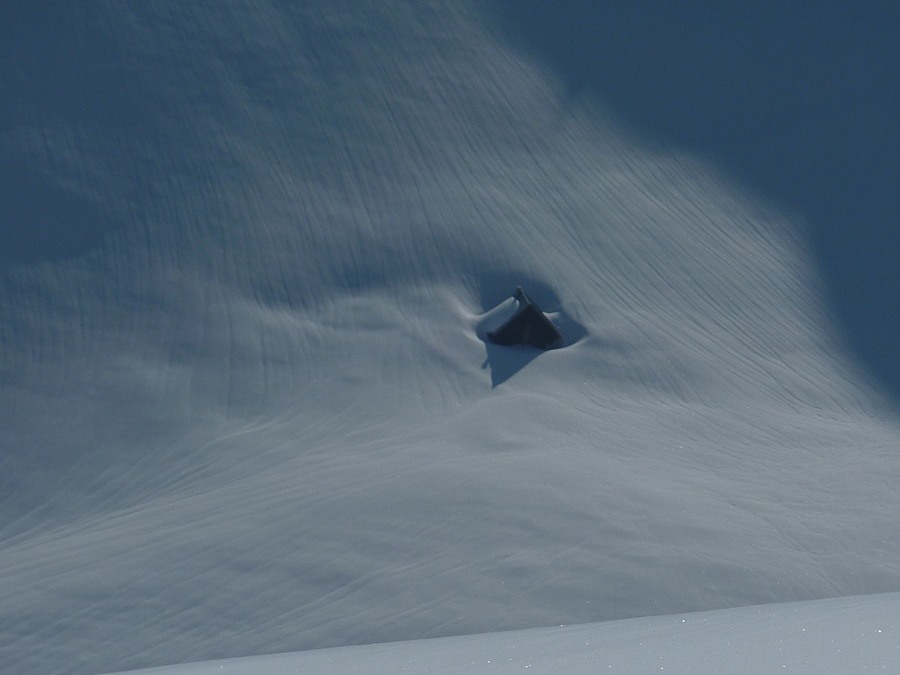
[1,2,898,673]
[489,2,900,403]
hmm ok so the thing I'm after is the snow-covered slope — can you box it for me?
[119,593,900,674]
[1,2,898,673]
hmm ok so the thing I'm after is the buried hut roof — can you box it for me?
[487,287,562,350]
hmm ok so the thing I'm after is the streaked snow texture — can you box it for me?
[1,2,898,673]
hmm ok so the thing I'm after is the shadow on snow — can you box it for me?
[484,1,900,405]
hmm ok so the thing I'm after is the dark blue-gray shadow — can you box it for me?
[0,168,112,266]
[1,6,156,269]
[476,271,588,386]
[484,2,900,404]
[480,341,543,388]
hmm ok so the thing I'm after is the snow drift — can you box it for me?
[118,593,900,674]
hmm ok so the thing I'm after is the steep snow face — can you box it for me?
[487,2,900,404]
[1,2,898,673]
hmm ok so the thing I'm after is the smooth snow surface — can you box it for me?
[118,593,900,674]
[2,2,898,673]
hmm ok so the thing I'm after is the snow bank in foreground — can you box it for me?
[118,592,900,674]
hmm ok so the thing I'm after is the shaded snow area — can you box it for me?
[2,2,898,673]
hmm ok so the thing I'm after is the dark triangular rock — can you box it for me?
[487,287,562,350]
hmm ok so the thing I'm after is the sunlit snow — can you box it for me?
[121,593,900,674]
